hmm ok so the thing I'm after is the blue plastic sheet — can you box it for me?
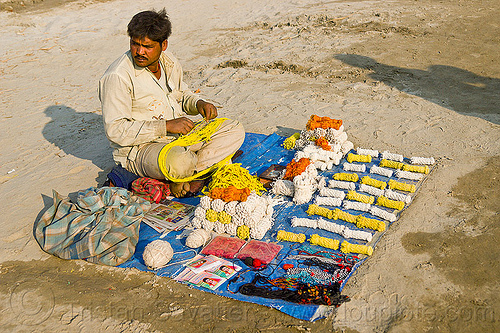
[119,132,424,321]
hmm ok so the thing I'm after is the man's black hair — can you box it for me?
[127,9,172,44]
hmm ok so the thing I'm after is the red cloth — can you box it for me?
[131,178,170,203]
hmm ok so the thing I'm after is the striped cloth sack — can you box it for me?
[34,187,151,266]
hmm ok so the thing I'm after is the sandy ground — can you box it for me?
[0,0,499,332]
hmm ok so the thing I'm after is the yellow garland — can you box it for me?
[377,196,405,210]
[346,190,375,204]
[282,132,301,150]
[356,215,386,232]
[306,204,336,219]
[402,164,429,174]
[205,209,218,222]
[277,230,306,243]
[205,163,266,196]
[360,176,387,190]
[309,234,340,250]
[388,179,416,193]
[237,225,250,240]
[333,172,359,182]
[217,211,232,224]
[379,159,404,170]
[158,118,233,182]
[347,153,372,163]
[335,209,357,223]
[341,241,373,256]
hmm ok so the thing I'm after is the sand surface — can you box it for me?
[0,0,499,332]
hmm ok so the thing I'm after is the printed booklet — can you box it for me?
[142,199,195,233]
[174,255,241,290]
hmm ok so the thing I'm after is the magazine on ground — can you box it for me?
[142,199,195,233]
[174,254,242,290]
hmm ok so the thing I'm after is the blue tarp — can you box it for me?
[119,132,422,321]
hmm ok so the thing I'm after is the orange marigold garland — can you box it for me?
[209,185,251,202]
[315,137,331,151]
[306,115,342,131]
[283,158,311,181]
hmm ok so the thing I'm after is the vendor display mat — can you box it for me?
[119,133,432,321]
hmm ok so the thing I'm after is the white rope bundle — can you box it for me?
[381,151,404,162]
[384,189,412,204]
[343,200,371,212]
[317,218,345,234]
[185,229,211,248]
[370,165,394,178]
[225,223,238,236]
[325,125,345,141]
[291,217,317,228]
[194,206,206,219]
[356,147,379,158]
[315,196,342,207]
[329,179,356,191]
[211,198,225,212]
[292,165,317,204]
[291,216,373,241]
[334,132,348,145]
[319,187,346,199]
[358,183,385,197]
[191,216,204,229]
[343,162,366,173]
[224,200,238,215]
[272,179,294,197]
[410,156,435,165]
[317,176,328,189]
[201,219,214,231]
[341,141,354,156]
[317,218,372,241]
[395,170,423,181]
[199,196,211,209]
[143,240,174,270]
[213,221,226,234]
[250,217,273,240]
[369,206,397,222]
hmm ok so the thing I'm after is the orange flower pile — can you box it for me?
[209,185,251,202]
[306,115,342,130]
[283,158,311,180]
[315,137,331,151]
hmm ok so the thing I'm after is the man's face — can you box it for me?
[130,36,167,68]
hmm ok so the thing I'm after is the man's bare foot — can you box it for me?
[170,180,205,198]
[170,182,191,198]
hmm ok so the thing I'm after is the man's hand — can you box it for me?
[196,100,218,120]
[165,117,195,135]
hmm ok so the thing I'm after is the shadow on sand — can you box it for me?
[335,54,500,125]
[42,105,114,184]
